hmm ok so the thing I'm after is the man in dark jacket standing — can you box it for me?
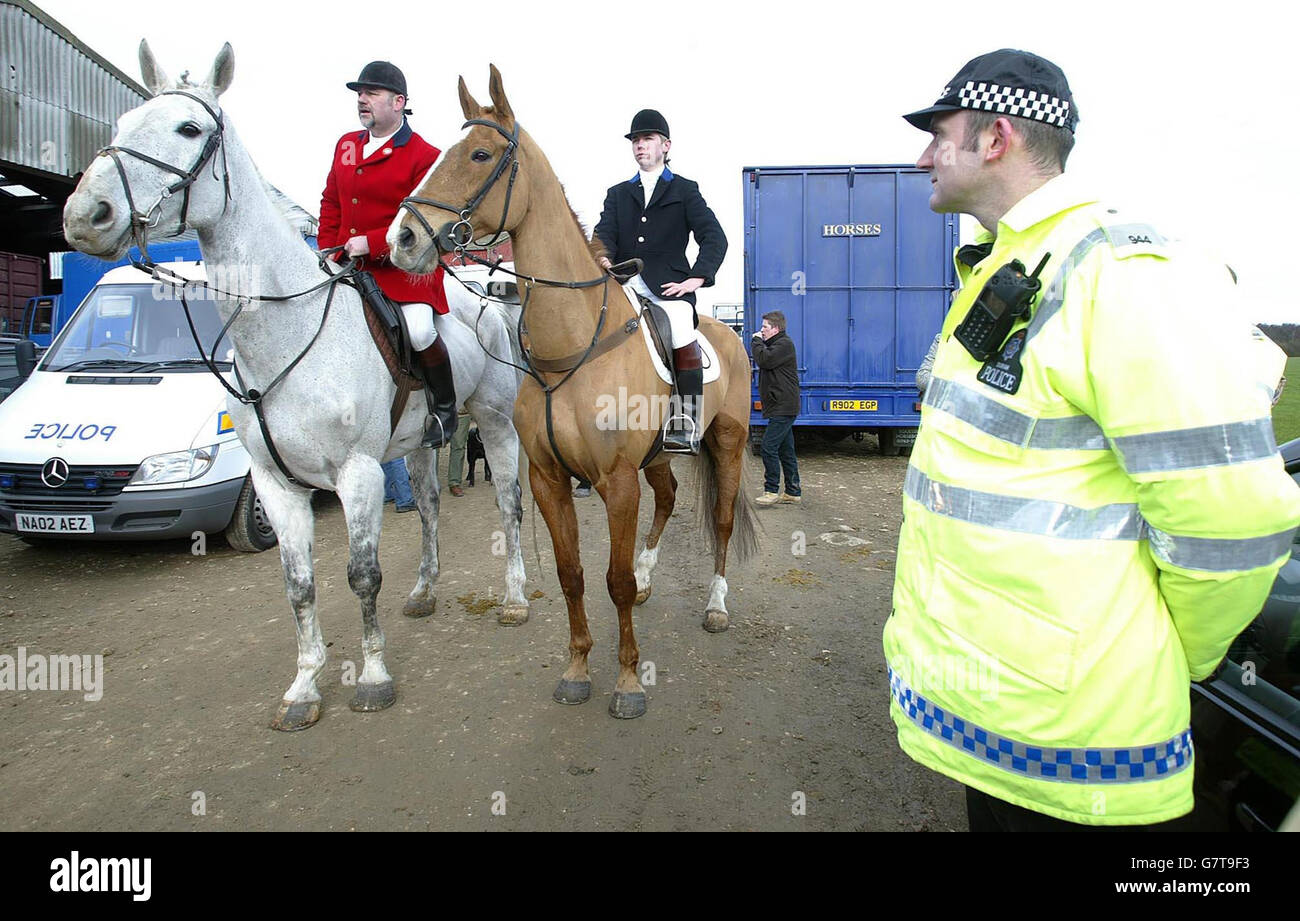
[751,310,801,506]
[594,109,727,455]
[319,61,457,449]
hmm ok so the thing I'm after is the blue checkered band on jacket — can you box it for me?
[958,81,1072,128]
[888,667,1193,783]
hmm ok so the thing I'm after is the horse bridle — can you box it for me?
[398,117,522,258]
[95,89,232,264]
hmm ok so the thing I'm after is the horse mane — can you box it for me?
[479,106,605,266]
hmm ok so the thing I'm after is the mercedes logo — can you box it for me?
[41,457,70,489]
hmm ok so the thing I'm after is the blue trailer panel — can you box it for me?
[743,165,958,450]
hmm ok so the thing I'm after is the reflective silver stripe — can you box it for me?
[1146,525,1296,572]
[889,667,1193,784]
[1025,223,1165,343]
[904,465,1145,540]
[1031,415,1108,451]
[1110,419,1278,474]
[925,377,1106,451]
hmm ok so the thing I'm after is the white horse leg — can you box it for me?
[256,467,326,732]
[473,402,529,626]
[635,545,659,599]
[336,455,396,712]
[401,445,440,618]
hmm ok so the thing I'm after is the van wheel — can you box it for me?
[224,476,277,552]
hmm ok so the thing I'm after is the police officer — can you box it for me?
[886,49,1300,829]
[593,109,727,455]
[319,61,457,448]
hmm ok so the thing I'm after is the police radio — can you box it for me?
[953,253,1051,362]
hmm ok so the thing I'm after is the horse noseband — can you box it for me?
[399,117,521,259]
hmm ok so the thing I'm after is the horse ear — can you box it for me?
[487,64,513,122]
[139,39,170,95]
[458,76,482,121]
[205,42,235,96]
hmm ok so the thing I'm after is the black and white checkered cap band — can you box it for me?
[958,81,1071,128]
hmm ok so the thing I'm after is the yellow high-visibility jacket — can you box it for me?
[883,176,1300,825]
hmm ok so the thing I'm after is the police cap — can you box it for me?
[903,49,1076,133]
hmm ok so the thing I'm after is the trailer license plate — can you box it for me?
[16,514,94,534]
[829,400,877,411]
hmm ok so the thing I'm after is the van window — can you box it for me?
[44,283,232,372]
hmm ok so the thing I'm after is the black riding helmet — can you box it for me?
[625,109,670,140]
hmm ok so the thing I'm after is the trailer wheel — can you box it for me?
[878,428,901,457]
[749,428,764,457]
[224,476,277,552]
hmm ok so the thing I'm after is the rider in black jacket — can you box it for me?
[594,109,727,455]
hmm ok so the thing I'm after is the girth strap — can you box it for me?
[529,313,642,372]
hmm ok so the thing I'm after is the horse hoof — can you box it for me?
[270,699,320,732]
[349,680,396,712]
[553,678,591,705]
[498,603,529,626]
[608,690,647,719]
[634,585,652,605]
[403,596,435,618]
[703,610,730,633]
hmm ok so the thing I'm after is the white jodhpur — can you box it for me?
[401,301,437,351]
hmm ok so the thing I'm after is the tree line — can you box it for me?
[1259,325,1300,357]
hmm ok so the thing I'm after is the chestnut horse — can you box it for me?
[389,67,757,719]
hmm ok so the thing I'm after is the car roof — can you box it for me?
[96,261,208,285]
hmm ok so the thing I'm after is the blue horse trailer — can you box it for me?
[743,165,958,454]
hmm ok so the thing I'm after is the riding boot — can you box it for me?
[663,342,704,455]
[415,334,459,449]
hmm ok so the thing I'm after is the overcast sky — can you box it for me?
[35,0,1298,322]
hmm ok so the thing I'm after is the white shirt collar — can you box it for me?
[363,126,400,159]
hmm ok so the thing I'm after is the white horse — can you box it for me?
[62,41,530,732]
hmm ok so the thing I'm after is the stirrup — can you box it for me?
[421,412,448,449]
[661,412,700,455]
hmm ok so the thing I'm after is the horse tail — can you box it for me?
[694,440,760,565]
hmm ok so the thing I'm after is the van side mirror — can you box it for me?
[15,340,37,379]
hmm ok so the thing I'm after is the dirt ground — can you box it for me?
[0,434,965,831]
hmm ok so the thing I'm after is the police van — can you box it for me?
[0,261,274,551]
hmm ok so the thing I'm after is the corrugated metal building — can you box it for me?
[0,1,318,331]
[0,0,148,255]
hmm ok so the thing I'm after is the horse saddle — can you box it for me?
[621,281,721,387]
[350,269,424,433]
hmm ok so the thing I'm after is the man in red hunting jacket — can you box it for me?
[319,60,457,448]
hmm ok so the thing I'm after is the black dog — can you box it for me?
[466,425,491,486]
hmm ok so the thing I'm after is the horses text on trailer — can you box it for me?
[0,260,276,551]
[743,165,958,454]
